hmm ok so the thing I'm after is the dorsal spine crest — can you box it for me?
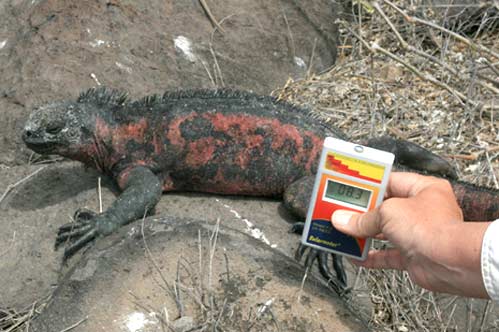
[78,87,129,107]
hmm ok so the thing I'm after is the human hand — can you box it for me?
[331,172,490,298]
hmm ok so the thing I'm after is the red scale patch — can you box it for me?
[185,137,220,168]
[112,118,148,151]
[203,112,322,170]
[166,113,197,147]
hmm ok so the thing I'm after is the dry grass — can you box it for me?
[273,1,498,331]
[275,0,499,184]
[0,299,49,332]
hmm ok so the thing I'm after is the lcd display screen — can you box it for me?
[324,180,372,208]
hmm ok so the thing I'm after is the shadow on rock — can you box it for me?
[277,202,302,224]
[6,163,116,211]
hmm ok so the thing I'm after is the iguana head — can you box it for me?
[23,87,127,159]
[23,101,95,156]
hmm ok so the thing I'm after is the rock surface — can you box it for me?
[30,216,367,331]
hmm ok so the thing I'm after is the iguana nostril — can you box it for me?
[23,130,33,141]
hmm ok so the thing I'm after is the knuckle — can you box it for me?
[433,176,451,187]
[355,211,378,237]
[427,177,455,198]
[378,198,403,227]
[353,214,367,234]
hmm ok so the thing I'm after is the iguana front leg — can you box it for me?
[56,166,162,259]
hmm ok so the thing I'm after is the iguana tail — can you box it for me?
[452,181,499,221]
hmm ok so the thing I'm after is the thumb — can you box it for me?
[331,209,383,238]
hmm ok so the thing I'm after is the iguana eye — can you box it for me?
[68,128,78,137]
[46,123,63,135]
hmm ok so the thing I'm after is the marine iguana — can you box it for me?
[23,87,499,291]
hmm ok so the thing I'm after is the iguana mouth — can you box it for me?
[22,132,58,154]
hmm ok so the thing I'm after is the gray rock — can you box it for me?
[29,216,368,331]
[172,316,194,332]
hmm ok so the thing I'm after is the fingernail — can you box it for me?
[332,210,356,226]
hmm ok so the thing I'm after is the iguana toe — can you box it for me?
[73,208,98,221]
[55,224,93,249]
[290,222,305,234]
[62,229,98,261]
[55,208,102,258]
[57,219,93,234]
[295,243,348,295]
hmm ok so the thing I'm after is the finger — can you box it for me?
[331,209,382,238]
[386,172,442,198]
[350,249,405,270]
[385,172,421,198]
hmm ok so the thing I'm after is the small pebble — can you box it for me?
[172,316,194,332]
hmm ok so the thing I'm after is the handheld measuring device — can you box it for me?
[301,137,394,260]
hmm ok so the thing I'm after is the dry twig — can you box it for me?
[382,0,499,60]
[198,0,225,33]
[0,166,47,205]
[58,316,88,332]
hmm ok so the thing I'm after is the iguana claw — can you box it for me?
[55,208,100,260]
[62,229,98,260]
[296,243,348,295]
[292,222,348,295]
[55,224,93,247]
